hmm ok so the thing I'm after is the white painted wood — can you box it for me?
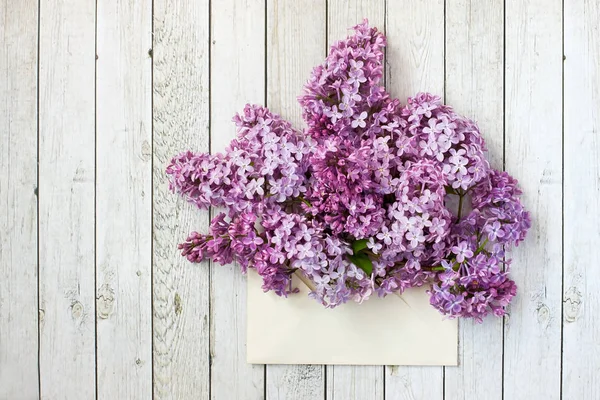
[152,1,211,398]
[384,367,442,400]
[385,0,445,101]
[444,1,504,399]
[385,1,445,398]
[264,2,326,398]
[266,0,326,127]
[563,1,600,399]
[503,1,563,399]
[326,2,385,398]
[38,0,97,398]
[0,0,39,397]
[327,0,385,48]
[266,366,324,400]
[209,1,266,399]
[326,366,384,400]
[96,0,153,397]
[6,2,600,398]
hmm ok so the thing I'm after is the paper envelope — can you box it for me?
[247,270,458,365]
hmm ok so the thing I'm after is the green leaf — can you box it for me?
[351,239,369,254]
[348,253,373,275]
[445,186,457,195]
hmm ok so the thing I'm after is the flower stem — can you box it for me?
[421,265,446,272]
[299,197,312,207]
[475,238,489,254]
[457,194,464,221]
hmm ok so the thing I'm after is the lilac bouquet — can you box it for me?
[167,21,530,321]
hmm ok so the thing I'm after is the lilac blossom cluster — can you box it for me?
[167,20,530,321]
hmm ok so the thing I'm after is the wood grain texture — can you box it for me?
[385,0,444,101]
[326,2,385,398]
[385,367,443,400]
[0,0,39,397]
[210,1,266,399]
[444,1,504,399]
[327,0,385,47]
[96,0,153,397]
[563,0,600,398]
[326,366,384,400]
[38,0,97,398]
[5,2,600,399]
[385,1,445,398]
[153,0,211,398]
[264,2,326,397]
[266,0,326,127]
[266,366,325,400]
[503,0,563,399]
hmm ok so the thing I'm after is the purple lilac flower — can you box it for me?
[167,20,531,320]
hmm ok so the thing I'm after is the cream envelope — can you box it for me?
[247,270,458,365]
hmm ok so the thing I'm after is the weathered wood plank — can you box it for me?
[265,1,326,398]
[266,367,324,400]
[326,366,384,400]
[210,1,266,399]
[385,0,444,101]
[266,0,326,128]
[385,1,445,398]
[563,0,600,398]
[38,0,97,397]
[0,0,39,397]
[153,0,211,398]
[327,0,385,47]
[326,1,385,398]
[444,1,504,399]
[96,0,153,397]
[503,1,563,399]
[385,367,442,400]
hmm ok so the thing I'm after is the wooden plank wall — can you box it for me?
[444,1,505,399]
[563,1,600,399]
[153,0,211,398]
[210,0,265,399]
[1,0,600,399]
[503,1,563,399]
[96,0,153,397]
[0,0,39,398]
[38,0,96,398]
[385,1,445,399]
[265,2,326,399]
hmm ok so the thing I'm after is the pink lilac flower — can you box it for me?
[451,241,473,263]
[167,20,530,320]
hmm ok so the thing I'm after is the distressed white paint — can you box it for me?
[266,366,325,400]
[327,0,385,49]
[444,1,504,399]
[326,2,385,398]
[3,1,600,399]
[0,0,39,397]
[37,0,97,398]
[503,0,563,399]
[326,366,384,400]
[96,0,153,397]
[385,1,445,398]
[563,0,600,399]
[152,0,211,398]
[264,1,327,399]
[266,0,326,127]
[210,1,266,399]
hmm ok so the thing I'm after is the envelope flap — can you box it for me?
[247,270,458,366]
